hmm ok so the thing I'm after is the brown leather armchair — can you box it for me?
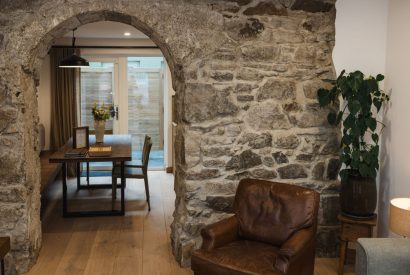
[191,179,320,275]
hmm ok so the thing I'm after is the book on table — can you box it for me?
[88,146,112,157]
[64,148,88,158]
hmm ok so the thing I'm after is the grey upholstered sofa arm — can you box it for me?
[356,238,410,275]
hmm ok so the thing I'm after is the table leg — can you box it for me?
[338,240,347,275]
[121,161,125,214]
[62,162,68,217]
[76,162,81,190]
[111,162,117,203]
[1,259,4,275]
[87,162,90,186]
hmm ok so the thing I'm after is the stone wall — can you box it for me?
[0,0,339,272]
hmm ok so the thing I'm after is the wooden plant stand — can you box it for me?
[338,214,377,275]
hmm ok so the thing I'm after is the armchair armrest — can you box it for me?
[356,238,410,275]
[275,228,315,274]
[201,215,239,251]
[278,228,313,257]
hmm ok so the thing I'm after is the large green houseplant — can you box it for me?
[318,70,389,218]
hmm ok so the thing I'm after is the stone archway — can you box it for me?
[0,0,340,273]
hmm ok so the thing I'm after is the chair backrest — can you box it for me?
[142,137,152,170]
[141,135,151,158]
[233,178,319,247]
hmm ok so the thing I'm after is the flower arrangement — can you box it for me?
[91,103,111,121]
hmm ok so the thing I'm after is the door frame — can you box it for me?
[79,49,172,169]
[127,66,165,149]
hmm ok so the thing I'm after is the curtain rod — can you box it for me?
[51,45,159,49]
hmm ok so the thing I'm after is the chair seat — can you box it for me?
[113,160,142,167]
[192,240,282,275]
[125,160,142,166]
[112,166,144,178]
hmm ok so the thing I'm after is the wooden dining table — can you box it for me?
[49,135,132,217]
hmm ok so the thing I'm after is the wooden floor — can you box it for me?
[25,171,352,275]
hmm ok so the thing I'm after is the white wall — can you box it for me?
[378,0,410,236]
[333,0,389,76]
[37,55,51,150]
[334,0,410,237]
[334,0,390,235]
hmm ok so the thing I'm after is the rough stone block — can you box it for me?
[296,154,313,161]
[236,95,254,102]
[0,186,26,203]
[239,18,265,38]
[316,226,340,257]
[321,134,340,155]
[291,0,334,13]
[241,45,281,62]
[226,149,262,171]
[203,159,226,168]
[277,164,308,179]
[282,102,302,113]
[251,168,277,179]
[263,156,275,167]
[202,146,231,158]
[274,134,300,149]
[257,79,296,102]
[312,162,325,180]
[225,171,252,181]
[243,2,288,16]
[319,195,340,225]
[273,151,289,164]
[210,71,234,82]
[0,106,18,132]
[206,195,235,212]
[186,169,220,180]
[239,132,272,149]
[326,158,341,180]
[246,103,291,130]
[184,83,238,122]
[236,67,265,81]
[297,104,331,128]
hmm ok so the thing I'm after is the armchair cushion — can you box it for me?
[192,240,282,275]
[234,179,318,246]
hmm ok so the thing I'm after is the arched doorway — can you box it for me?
[2,8,190,272]
[0,1,340,273]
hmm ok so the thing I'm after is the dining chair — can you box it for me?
[112,136,152,210]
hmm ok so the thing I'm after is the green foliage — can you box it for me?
[317,70,389,180]
[92,103,111,121]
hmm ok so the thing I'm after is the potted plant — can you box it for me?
[317,70,390,218]
[92,103,112,143]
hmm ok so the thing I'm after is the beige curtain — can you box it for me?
[49,48,78,176]
[49,48,78,151]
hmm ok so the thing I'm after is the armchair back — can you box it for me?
[234,179,320,246]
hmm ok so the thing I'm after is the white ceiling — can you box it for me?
[64,21,148,39]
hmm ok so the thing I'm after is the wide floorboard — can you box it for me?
[25,171,353,275]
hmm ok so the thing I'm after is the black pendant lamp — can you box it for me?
[59,28,89,68]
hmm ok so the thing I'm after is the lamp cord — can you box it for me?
[72,28,77,53]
